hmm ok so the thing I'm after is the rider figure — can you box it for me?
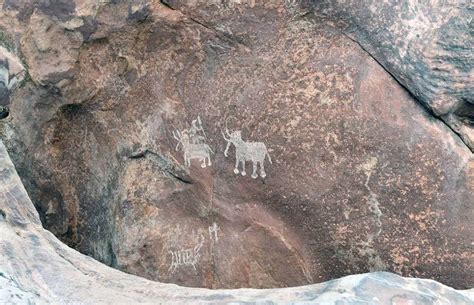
[188,116,206,144]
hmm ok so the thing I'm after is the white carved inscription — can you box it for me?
[170,116,272,178]
[168,234,205,274]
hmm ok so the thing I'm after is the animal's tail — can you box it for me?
[206,144,214,154]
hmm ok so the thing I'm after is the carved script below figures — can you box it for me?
[168,235,205,274]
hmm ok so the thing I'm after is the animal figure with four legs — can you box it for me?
[222,129,271,179]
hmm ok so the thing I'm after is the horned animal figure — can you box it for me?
[173,130,213,168]
[222,129,272,179]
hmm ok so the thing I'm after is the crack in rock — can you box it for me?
[129,147,192,184]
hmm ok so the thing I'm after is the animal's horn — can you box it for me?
[221,130,230,141]
[224,117,231,136]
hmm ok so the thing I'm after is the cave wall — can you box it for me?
[0,0,472,289]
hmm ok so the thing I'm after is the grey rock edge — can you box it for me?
[1,140,472,305]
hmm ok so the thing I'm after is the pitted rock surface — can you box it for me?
[0,0,472,290]
[309,0,474,150]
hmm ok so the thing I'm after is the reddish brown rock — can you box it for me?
[309,0,474,150]
[0,0,472,290]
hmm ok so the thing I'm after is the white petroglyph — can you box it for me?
[168,234,205,274]
[208,222,220,243]
[173,116,213,168]
[222,129,272,179]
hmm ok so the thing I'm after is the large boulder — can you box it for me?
[0,0,472,290]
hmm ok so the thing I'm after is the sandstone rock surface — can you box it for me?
[310,0,474,149]
[1,140,473,304]
[0,0,472,290]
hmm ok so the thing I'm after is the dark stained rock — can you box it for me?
[0,105,8,119]
[0,86,8,107]
[2,0,76,21]
[309,0,474,150]
[0,0,472,290]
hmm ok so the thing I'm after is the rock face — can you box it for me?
[311,0,474,150]
[0,0,472,290]
[1,140,473,304]
[0,45,25,116]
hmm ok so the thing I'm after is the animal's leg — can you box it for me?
[207,154,212,166]
[240,160,246,176]
[224,141,231,157]
[183,152,189,167]
[169,252,177,273]
[201,158,206,168]
[251,161,258,179]
[260,160,266,178]
[234,158,240,174]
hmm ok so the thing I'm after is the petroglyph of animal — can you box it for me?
[168,235,205,274]
[173,129,213,168]
[222,129,272,179]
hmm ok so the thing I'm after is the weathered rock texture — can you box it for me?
[310,0,474,149]
[1,140,473,304]
[0,0,472,290]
